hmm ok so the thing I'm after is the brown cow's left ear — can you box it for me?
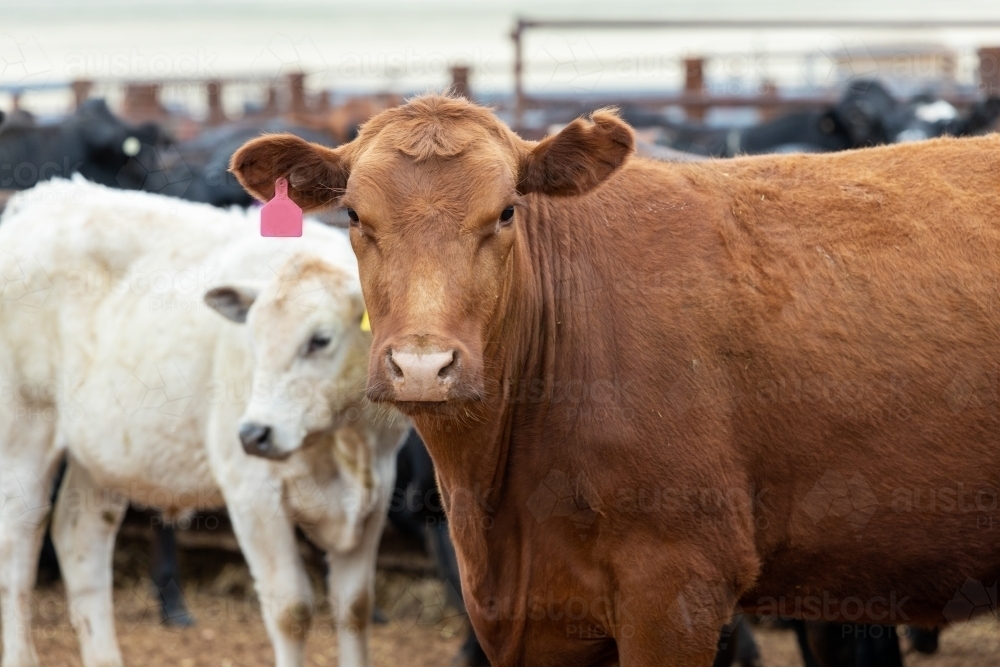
[230,133,350,211]
[518,109,635,197]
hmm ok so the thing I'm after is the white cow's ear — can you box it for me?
[204,285,259,323]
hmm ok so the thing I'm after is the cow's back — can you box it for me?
[57,208,355,500]
[0,180,245,385]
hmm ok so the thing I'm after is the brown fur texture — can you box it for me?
[231,94,1000,667]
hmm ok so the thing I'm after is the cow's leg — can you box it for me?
[907,626,940,654]
[733,616,761,667]
[615,558,739,667]
[713,615,761,667]
[789,620,822,667]
[325,547,378,667]
[50,460,128,667]
[803,621,857,667]
[0,418,60,667]
[152,520,194,626]
[224,483,312,667]
[856,625,902,667]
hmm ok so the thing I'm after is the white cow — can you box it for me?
[0,178,408,667]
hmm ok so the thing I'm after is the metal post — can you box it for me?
[513,19,525,131]
[71,80,93,109]
[288,72,306,114]
[450,65,471,100]
[979,47,1000,97]
[206,80,227,125]
[683,57,706,121]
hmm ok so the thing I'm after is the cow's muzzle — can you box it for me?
[368,336,482,404]
[238,422,290,460]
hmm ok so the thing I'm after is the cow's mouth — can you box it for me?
[387,394,486,417]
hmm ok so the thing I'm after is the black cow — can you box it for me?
[0,99,166,190]
[645,80,1000,157]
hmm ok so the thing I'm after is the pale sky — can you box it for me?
[3,0,999,113]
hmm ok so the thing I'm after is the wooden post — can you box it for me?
[71,80,94,109]
[450,65,471,99]
[513,20,525,131]
[316,89,331,113]
[206,80,227,125]
[288,72,306,114]
[264,86,279,115]
[122,83,165,122]
[683,57,706,121]
[979,47,1000,97]
[757,79,779,120]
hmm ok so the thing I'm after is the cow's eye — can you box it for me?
[346,208,360,224]
[499,206,515,224]
[307,333,331,354]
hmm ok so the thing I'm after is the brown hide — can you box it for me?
[231,97,1000,667]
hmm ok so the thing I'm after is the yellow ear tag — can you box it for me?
[360,310,371,332]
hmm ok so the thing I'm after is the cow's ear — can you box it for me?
[518,109,635,196]
[204,285,259,323]
[230,134,349,211]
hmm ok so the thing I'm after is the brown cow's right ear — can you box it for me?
[230,134,349,211]
[518,109,635,197]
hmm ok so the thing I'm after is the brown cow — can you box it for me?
[231,95,1000,667]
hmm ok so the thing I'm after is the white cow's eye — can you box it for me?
[307,333,331,354]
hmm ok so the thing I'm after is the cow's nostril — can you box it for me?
[239,423,272,454]
[386,349,404,379]
[438,351,458,379]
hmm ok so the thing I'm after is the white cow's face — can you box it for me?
[205,260,370,459]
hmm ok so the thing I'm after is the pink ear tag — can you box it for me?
[260,178,303,237]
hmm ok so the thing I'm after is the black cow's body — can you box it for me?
[646,80,1000,158]
[0,100,165,190]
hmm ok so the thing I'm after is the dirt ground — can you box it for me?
[7,528,999,666]
[14,585,1000,666]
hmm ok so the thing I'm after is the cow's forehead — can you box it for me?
[347,142,516,227]
[251,262,356,327]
